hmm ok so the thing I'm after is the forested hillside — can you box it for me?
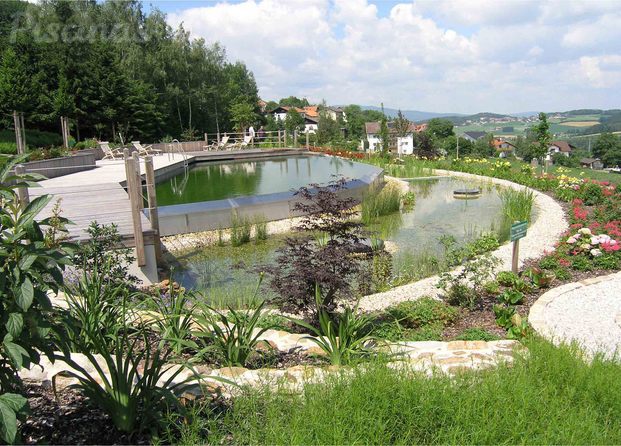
[0,0,260,143]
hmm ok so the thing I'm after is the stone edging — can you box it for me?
[20,340,524,398]
[358,170,569,312]
[529,272,621,340]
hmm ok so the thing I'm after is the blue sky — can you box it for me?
[155,0,621,114]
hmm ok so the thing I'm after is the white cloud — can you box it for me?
[167,0,621,113]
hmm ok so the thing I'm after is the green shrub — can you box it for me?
[571,255,593,271]
[404,322,444,341]
[593,253,620,270]
[0,156,72,443]
[498,289,524,305]
[386,297,457,329]
[371,320,406,342]
[496,271,519,287]
[0,141,16,155]
[454,327,500,341]
[580,182,605,206]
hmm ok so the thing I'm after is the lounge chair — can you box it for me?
[205,135,230,151]
[228,135,253,151]
[132,141,162,156]
[99,141,123,160]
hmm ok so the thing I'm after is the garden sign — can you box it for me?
[510,221,528,273]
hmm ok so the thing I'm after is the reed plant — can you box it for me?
[361,184,402,224]
[230,213,252,247]
[499,187,535,224]
[254,216,268,242]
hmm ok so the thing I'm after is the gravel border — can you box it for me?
[358,170,569,312]
[529,272,621,358]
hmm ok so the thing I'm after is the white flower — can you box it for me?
[580,243,591,250]
[590,248,602,257]
[579,228,592,236]
[567,237,577,244]
[590,236,600,245]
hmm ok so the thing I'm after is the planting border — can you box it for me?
[358,169,569,312]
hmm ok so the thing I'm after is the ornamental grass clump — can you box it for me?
[499,187,535,224]
[289,286,375,366]
[361,184,402,224]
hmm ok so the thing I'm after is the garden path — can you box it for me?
[529,272,621,358]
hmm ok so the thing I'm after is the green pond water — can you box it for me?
[173,177,508,307]
[156,155,379,206]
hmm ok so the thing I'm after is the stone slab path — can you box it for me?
[530,272,621,359]
[20,339,523,398]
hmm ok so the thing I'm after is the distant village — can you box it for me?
[259,100,600,168]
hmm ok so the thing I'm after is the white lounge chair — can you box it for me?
[132,141,162,156]
[99,141,123,160]
[205,135,230,151]
[229,135,253,151]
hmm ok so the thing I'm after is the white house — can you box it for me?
[364,121,427,154]
[304,116,318,134]
[547,141,574,160]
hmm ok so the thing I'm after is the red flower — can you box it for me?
[559,258,571,267]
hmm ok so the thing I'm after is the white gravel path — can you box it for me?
[358,170,569,312]
[529,272,621,359]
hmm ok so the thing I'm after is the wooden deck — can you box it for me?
[30,182,153,245]
[29,148,306,246]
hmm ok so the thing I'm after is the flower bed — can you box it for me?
[308,146,366,159]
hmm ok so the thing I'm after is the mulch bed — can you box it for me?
[20,383,150,445]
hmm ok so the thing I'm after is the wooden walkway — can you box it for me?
[30,183,153,245]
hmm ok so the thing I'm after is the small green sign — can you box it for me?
[510,221,528,242]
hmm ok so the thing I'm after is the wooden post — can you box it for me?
[144,156,162,263]
[278,129,282,148]
[125,153,146,266]
[20,113,26,151]
[293,130,298,148]
[217,131,221,144]
[13,111,24,155]
[14,164,29,206]
[305,131,309,150]
[284,130,288,147]
[512,239,520,274]
[204,132,208,142]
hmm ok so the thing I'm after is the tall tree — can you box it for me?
[529,112,552,162]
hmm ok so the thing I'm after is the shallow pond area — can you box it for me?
[173,177,509,307]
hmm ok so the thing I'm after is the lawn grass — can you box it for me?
[174,338,621,444]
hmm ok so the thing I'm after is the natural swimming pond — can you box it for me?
[156,155,380,206]
[172,177,509,307]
